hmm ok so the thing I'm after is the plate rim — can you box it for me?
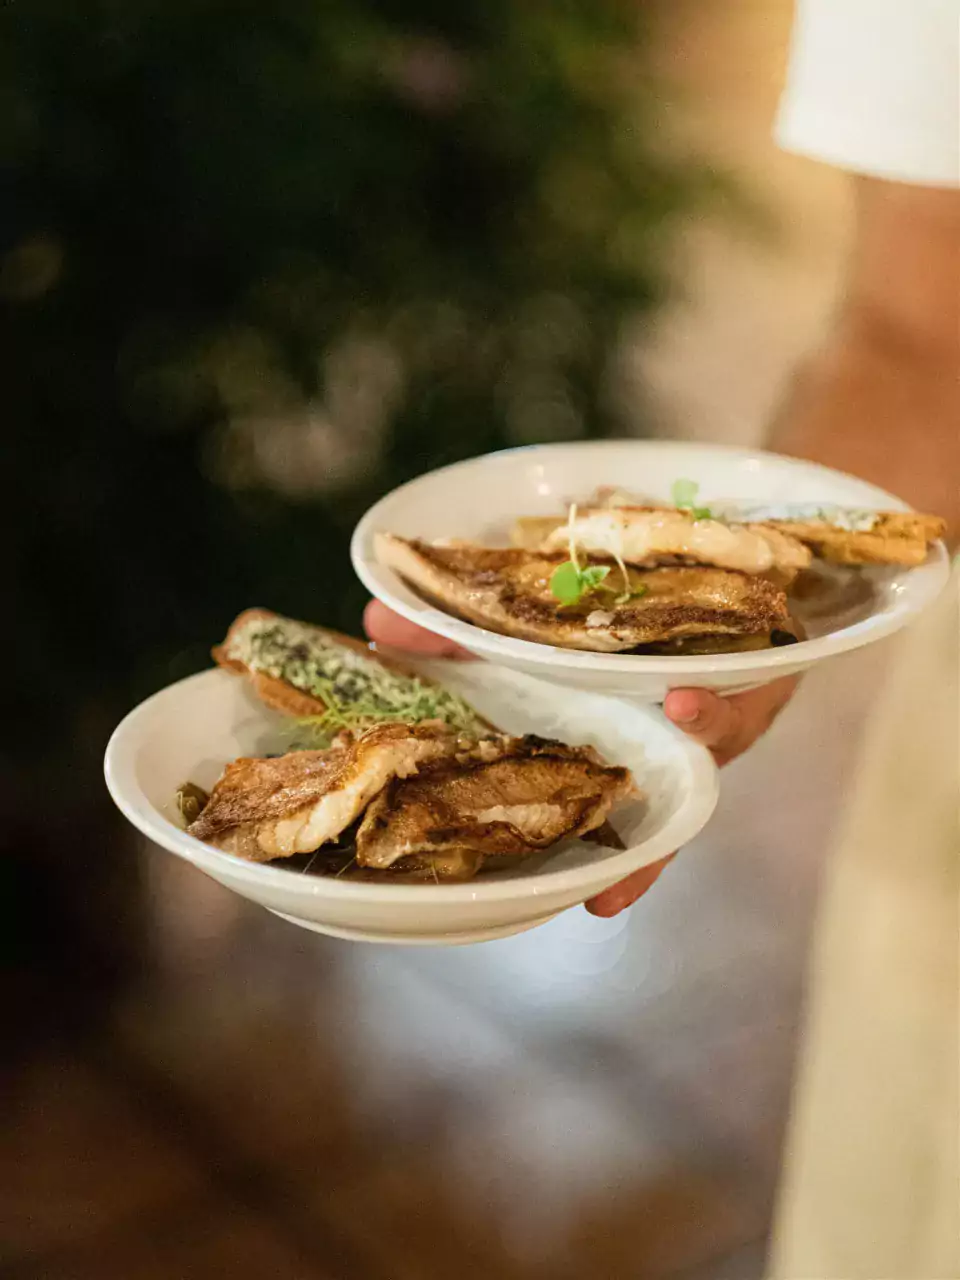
[104,667,720,905]
[350,439,950,675]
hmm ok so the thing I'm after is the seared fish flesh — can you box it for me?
[513,507,810,583]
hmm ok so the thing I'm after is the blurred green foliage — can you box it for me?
[4,1,715,735]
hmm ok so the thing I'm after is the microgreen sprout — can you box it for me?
[549,502,651,607]
[671,478,712,520]
[549,502,613,606]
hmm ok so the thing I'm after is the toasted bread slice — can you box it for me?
[376,535,789,652]
[212,608,489,736]
[759,512,945,566]
[512,507,811,584]
[213,609,365,717]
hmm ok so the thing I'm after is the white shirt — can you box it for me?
[776,0,960,188]
[770,4,959,1278]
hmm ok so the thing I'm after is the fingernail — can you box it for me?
[670,705,700,725]
[666,692,702,724]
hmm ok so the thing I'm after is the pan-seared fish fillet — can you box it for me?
[514,507,811,582]
[376,534,789,652]
[187,725,634,879]
[187,722,466,861]
[355,735,636,871]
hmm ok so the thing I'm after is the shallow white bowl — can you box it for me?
[104,662,718,946]
[352,440,950,701]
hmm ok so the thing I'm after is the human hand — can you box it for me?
[363,600,799,915]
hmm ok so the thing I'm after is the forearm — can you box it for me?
[770,315,960,537]
[768,178,959,539]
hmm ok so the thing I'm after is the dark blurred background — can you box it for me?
[3,3,859,1277]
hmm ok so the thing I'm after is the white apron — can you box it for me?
[771,576,959,1278]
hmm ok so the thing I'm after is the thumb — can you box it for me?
[664,688,742,758]
[663,677,799,767]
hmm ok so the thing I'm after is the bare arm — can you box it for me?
[771,178,960,537]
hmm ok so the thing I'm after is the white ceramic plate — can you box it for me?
[104,661,718,946]
[352,441,950,701]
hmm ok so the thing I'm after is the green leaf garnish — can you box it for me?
[287,677,483,750]
[579,565,611,592]
[550,560,610,606]
[549,561,584,605]
[671,478,699,508]
[671,477,712,520]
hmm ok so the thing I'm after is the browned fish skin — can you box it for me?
[376,534,788,652]
[355,734,636,870]
[188,725,636,879]
[187,722,464,861]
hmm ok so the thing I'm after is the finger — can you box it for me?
[664,676,799,767]
[663,688,741,759]
[363,599,474,659]
[585,853,675,917]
